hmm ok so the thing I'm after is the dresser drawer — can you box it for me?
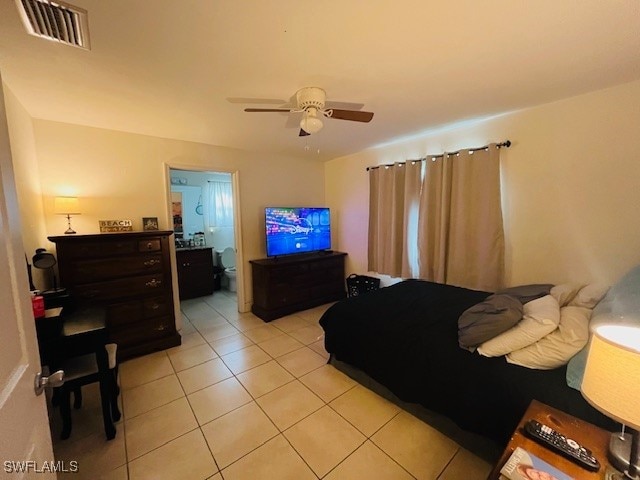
[268,263,308,279]
[74,273,167,302]
[70,254,163,283]
[106,301,143,327]
[109,316,174,347]
[63,240,137,258]
[106,294,171,327]
[139,239,162,252]
[143,296,172,318]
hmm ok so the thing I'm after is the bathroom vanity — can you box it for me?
[176,246,215,300]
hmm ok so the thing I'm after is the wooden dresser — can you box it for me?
[250,251,347,321]
[49,231,181,360]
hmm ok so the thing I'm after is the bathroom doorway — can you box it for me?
[166,166,244,312]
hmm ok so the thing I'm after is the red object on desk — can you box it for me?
[32,294,45,318]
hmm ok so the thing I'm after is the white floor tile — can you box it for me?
[284,406,366,477]
[122,374,185,419]
[128,429,218,480]
[221,435,316,480]
[187,376,252,425]
[236,360,294,398]
[201,401,278,469]
[176,357,233,394]
[124,397,198,460]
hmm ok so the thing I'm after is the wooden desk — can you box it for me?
[37,308,116,440]
[488,399,617,479]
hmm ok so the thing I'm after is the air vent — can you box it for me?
[15,0,90,50]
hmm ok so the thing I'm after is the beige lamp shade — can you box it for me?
[54,196,81,215]
[581,325,640,430]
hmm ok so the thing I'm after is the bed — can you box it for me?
[319,279,616,447]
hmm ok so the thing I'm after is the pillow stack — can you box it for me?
[458,283,609,370]
[458,284,551,352]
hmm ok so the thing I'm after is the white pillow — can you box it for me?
[550,284,582,307]
[568,283,610,309]
[477,295,560,357]
[506,306,591,369]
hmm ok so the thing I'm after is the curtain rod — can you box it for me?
[365,140,511,172]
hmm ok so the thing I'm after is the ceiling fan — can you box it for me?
[242,87,374,136]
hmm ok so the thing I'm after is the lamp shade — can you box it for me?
[581,325,640,430]
[54,196,81,215]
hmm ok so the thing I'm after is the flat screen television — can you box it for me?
[265,207,331,257]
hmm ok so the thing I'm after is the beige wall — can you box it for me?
[326,80,640,287]
[11,116,324,311]
[3,84,49,291]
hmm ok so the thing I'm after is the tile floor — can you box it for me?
[50,290,493,479]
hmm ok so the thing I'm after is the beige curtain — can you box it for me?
[368,164,405,276]
[368,162,422,277]
[401,161,422,278]
[417,155,451,283]
[368,144,504,291]
[417,144,504,291]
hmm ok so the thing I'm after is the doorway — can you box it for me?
[166,166,244,313]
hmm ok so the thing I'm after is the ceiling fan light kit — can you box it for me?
[243,86,374,136]
[300,108,323,134]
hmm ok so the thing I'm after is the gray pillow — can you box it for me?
[497,284,554,305]
[458,294,524,351]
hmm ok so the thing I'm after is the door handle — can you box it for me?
[34,370,65,396]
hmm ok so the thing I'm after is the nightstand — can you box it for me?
[488,399,616,479]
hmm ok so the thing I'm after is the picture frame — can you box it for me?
[142,217,159,231]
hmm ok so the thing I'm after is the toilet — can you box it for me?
[220,247,237,292]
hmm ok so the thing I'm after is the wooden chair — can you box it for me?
[56,343,120,440]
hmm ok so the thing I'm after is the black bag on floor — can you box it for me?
[346,274,381,297]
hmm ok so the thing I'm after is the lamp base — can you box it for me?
[606,469,640,480]
[608,432,640,479]
[64,214,76,234]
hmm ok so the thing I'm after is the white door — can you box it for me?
[0,79,56,477]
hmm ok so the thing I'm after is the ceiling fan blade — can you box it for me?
[329,109,374,122]
[299,129,310,137]
[244,108,292,113]
[227,97,288,105]
[324,101,365,111]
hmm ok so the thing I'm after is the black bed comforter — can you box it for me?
[319,279,615,445]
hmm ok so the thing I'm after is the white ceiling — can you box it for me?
[1,0,639,161]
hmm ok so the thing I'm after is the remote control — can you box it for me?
[523,419,600,472]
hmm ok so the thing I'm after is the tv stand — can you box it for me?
[250,251,347,321]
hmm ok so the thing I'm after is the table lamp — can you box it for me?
[581,325,640,480]
[54,196,81,234]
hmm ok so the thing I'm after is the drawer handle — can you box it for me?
[156,324,167,331]
[144,259,161,267]
[150,303,160,310]
[145,279,162,288]
[146,242,153,250]
[182,262,190,267]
